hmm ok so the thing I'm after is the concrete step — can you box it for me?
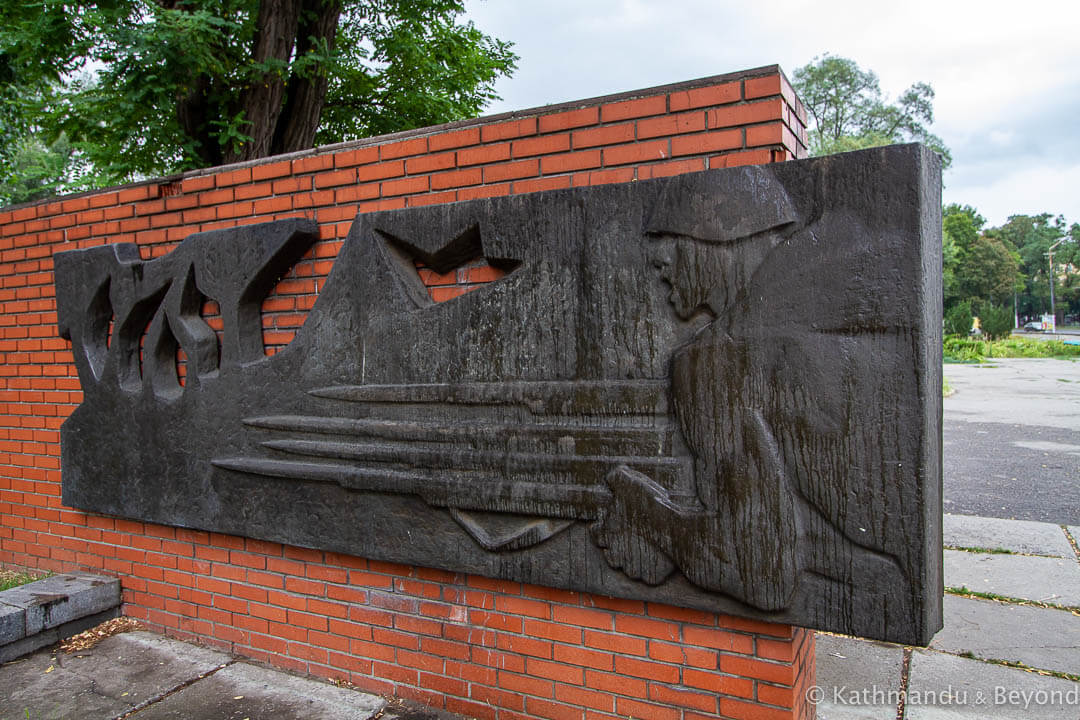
[0,573,121,663]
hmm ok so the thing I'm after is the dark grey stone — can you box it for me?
[54,144,943,644]
[0,600,22,645]
[0,607,120,664]
[0,573,121,662]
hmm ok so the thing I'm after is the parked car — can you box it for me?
[1023,321,1043,332]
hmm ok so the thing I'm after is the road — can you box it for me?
[943,358,1080,525]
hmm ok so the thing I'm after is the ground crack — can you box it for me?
[1062,525,1080,563]
[895,646,912,720]
[109,659,239,719]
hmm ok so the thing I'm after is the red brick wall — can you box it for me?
[0,65,815,720]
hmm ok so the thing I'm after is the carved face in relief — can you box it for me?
[651,235,721,320]
[651,232,783,321]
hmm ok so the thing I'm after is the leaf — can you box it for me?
[1,0,516,194]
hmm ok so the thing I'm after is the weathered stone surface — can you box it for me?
[133,660,387,720]
[931,594,1080,676]
[906,650,1080,719]
[0,573,121,645]
[814,633,904,719]
[54,145,943,644]
[943,514,1075,558]
[944,549,1080,607]
[0,631,231,720]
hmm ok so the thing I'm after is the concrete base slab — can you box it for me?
[132,658,387,720]
[906,649,1080,719]
[943,515,1075,557]
[0,607,119,665]
[943,549,1080,607]
[77,631,233,705]
[0,631,230,719]
[931,595,1080,676]
[813,633,903,720]
[0,573,121,661]
[1,630,394,720]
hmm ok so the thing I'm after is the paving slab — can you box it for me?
[943,549,1080,607]
[931,594,1080,676]
[0,650,130,720]
[943,514,1075,557]
[0,631,231,720]
[131,659,387,720]
[906,649,1080,719]
[813,633,903,720]
[944,358,1080,431]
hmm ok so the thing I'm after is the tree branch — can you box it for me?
[271,0,342,155]
[225,0,301,163]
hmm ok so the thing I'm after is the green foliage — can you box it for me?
[0,0,517,199]
[942,336,984,363]
[942,203,984,252]
[943,335,1080,363]
[792,54,951,167]
[956,235,1022,310]
[944,300,973,337]
[942,203,1023,319]
[321,3,517,143]
[990,214,1078,320]
[979,304,1014,341]
[0,568,48,591]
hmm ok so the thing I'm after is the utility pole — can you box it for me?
[1047,236,1069,333]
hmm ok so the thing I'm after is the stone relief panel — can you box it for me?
[55,144,943,644]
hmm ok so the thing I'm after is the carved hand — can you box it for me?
[590,465,677,585]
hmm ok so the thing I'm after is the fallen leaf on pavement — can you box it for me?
[61,617,144,653]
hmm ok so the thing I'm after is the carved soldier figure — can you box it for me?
[593,165,911,614]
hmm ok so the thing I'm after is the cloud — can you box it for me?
[463,0,1080,226]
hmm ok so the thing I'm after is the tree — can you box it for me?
[944,300,972,337]
[954,235,1021,312]
[992,214,1079,319]
[942,204,985,309]
[0,0,517,194]
[792,54,951,166]
[941,203,1021,317]
[979,304,1013,341]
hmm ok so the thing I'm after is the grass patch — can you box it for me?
[953,653,1080,682]
[942,377,954,397]
[0,568,48,591]
[944,335,1080,363]
[946,585,1080,613]
[944,545,1014,555]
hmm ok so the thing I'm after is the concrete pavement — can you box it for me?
[2,513,1077,719]
[815,514,1080,719]
[942,358,1080,525]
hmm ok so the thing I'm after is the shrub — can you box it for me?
[980,304,1014,341]
[944,301,973,337]
[943,336,985,362]
[943,335,1080,362]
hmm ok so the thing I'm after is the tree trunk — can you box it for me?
[271,0,342,155]
[224,0,301,164]
[176,75,222,167]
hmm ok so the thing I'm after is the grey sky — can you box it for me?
[463,0,1080,230]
